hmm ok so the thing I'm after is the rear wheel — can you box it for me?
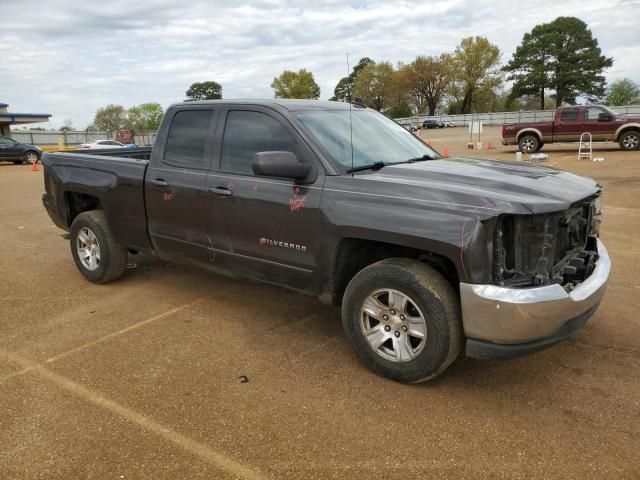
[619,131,640,151]
[70,210,128,283]
[23,151,40,164]
[518,134,540,153]
[341,258,462,383]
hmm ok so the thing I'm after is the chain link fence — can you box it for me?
[10,130,157,147]
[10,104,640,144]
[395,105,640,127]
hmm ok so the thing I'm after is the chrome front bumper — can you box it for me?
[460,239,611,350]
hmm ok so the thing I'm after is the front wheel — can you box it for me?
[341,258,462,383]
[70,210,128,283]
[518,134,540,153]
[23,151,40,165]
[619,131,640,151]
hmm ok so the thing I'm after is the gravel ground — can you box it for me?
[1,132,639,479]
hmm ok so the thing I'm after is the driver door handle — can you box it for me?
[209,187,233,197]
[150,178,168,187]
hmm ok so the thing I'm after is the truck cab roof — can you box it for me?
[169,99,367,112]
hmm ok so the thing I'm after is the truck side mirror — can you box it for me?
[598,113,612,122]
[252,151,311,181]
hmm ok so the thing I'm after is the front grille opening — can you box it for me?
[493,196,599,290]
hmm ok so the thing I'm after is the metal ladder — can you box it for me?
[578,132,592,161]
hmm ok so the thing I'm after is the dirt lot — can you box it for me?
[1,130,639,479]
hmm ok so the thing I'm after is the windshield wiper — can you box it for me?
[346,161,387,173]
[396,154,434,164]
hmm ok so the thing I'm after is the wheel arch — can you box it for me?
[516,128,543,142]
[328,237,460,305]
[23,149,41,158]
[615,123,640,141]
[63,191,103,227]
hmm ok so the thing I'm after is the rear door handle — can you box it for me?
[150,178,168,187]
[208,187,233,197]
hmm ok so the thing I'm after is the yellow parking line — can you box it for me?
[0,349,267,480]
[45,296,209,365]
[0,365,40,383]
[0,296,207,385]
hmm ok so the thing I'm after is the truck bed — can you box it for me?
[42,149,151,252]
[63,146,153,160]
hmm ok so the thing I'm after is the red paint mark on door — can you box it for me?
[289,187,307,212]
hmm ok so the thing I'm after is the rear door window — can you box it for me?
[220,111,296,175]
[560,108,579,121]
[164,110,213,169]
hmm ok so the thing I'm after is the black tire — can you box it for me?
[23,151,40,164]
[70,210,128,283]
[619,130,640,151]
[518,134,540,153]
[341,258,462,383]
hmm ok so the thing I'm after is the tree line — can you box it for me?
[324,16,619,117]
[82,16,637,134]
[270,16,635,117]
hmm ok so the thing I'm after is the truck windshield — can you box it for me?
[295,109,439,172]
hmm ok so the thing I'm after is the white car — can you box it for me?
[444,121,456,127]
[77,140,125,150]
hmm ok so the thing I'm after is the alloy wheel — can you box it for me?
[76,227,101,271]
[360,288,427,363]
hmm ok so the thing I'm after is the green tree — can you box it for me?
[451,36,502,113]
[397,54,453,115]
[271,69,321,99]
[504,17,613,108]
[330,57,375,102]
[604,78,640,106]
[353,62,395,111]
[502,26,551,110]
[185,81,222,101]
[128,103,164,131]
[385,103,413,119]
[92,105,127,136]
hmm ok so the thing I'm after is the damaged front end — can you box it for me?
[492,194,603,291]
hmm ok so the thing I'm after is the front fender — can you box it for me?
[321,193,498,284]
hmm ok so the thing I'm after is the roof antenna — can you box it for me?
[347,52,354,177]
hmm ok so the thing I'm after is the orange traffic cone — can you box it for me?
[31,160,38,171]
[487,142,494,150]
[443,148,449,158]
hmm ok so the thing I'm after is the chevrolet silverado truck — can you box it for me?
[502,105,640,153]
[42,100,610,383]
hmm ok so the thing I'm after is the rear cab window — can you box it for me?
[560,108,579,121]
[163,109,214,169]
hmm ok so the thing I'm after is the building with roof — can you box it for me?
[0,102,52,137]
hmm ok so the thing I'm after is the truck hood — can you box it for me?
[361,157,600,214]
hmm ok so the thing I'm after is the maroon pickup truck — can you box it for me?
[502,105,640,153]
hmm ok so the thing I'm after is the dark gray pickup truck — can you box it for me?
[42,100,611,382]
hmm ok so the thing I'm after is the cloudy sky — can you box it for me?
[1,0,638,129]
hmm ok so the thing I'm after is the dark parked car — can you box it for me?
[42,100,610,383]
[0,135,42,164]
[422,119,443,129]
